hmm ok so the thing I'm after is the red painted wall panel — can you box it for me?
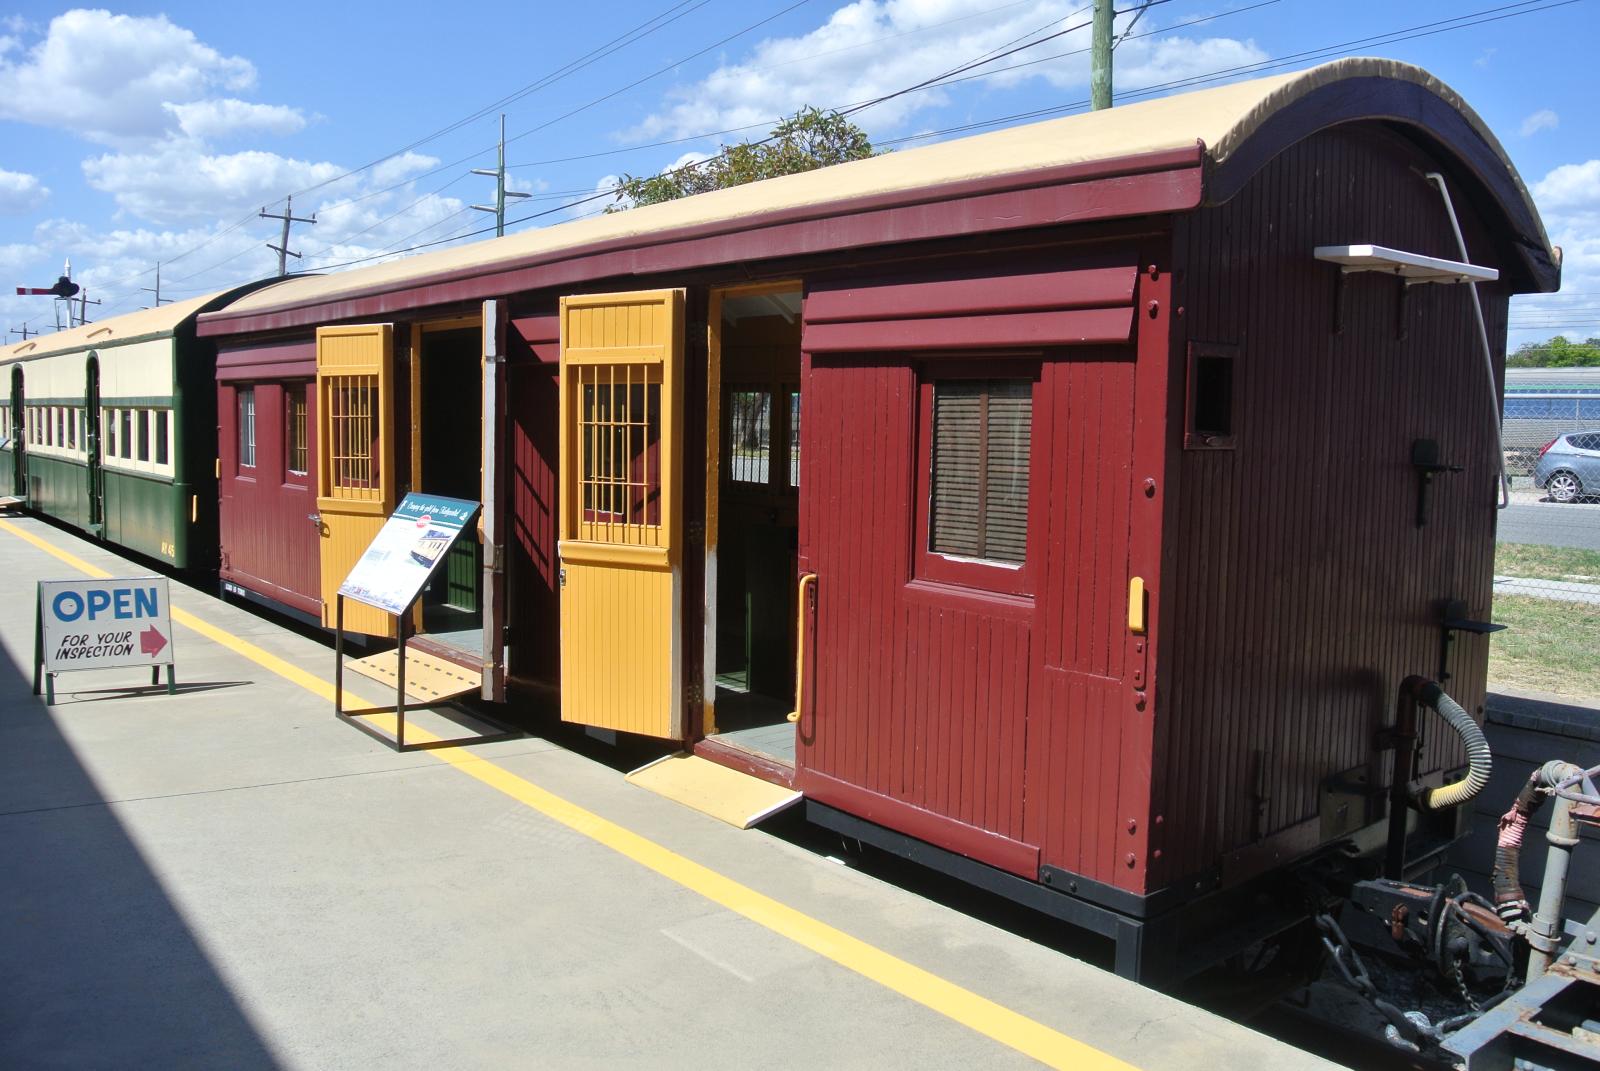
[1023,351,1145,886]
[218,380,321,615]
[1155,125,1511,889]
[795,253,1151,882]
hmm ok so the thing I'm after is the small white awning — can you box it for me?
[1314,244,1498,284]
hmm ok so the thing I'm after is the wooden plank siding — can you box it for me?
[794,255,1151,884]
[1155,124,1511,890]
[217,378,321,617]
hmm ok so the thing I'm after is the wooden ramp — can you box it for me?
[626,753,801,830]
[345,647,481,703]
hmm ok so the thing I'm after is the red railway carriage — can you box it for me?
[197,58,1559,980]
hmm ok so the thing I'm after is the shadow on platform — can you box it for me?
[0,646,280,1069]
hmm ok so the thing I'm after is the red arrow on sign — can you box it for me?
[140,625,168,658]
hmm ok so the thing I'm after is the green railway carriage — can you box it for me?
[1,287,265,571]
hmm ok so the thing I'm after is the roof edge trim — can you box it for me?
[197,144,1204,335]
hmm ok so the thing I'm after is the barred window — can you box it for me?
[726,390,771,486]
[928,379,1031,566]
[238,388,256,468]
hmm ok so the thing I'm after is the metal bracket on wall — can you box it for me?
[1437,597,1505,684]
[1411,439,1463,528]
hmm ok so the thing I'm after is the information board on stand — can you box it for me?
[34,576,176,703]
[338,493,480,614]
[331,492,517,753]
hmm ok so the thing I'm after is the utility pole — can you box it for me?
[8,322,33,341]
[471,114,531,238]
[140,262,170,308]
[74,289,101,327]
[261,195,317,276]
[1091,0,1114,110]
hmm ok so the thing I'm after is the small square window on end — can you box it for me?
[1184,342,1238,450]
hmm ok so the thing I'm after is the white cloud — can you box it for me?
[0,168,49,214]
[83,141,347,225]
[164,99,307,140]
[1510,158,1600,344]
[1519,109,1559,137]
[0,9,259,145]
[1533,160,1600,215]
[625,0,1266,142]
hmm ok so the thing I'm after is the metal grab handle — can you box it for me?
[788,573,817,724]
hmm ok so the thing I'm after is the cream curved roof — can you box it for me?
[207,58,1546,318]
[1,289,226,363]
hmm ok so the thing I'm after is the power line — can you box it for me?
[96,0,723,311]
[88,0,1588,311]
[287,0,713,201]
[874,0,1580,149]
[503,0,1276,172]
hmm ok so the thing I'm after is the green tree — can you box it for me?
[610,108,878,211]
[1507,335,1600,367]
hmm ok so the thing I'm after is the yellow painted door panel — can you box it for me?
[558,289,684,739]
[315,324,396,638]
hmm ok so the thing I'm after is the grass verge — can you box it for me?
[1488,593,1600,700]
[1494,542,1600,583]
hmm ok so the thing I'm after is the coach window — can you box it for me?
[238,387,256,469]
[286,386,308,477]
[155,409,170,467]
[137,408,151,462]
[915,365,1037,596]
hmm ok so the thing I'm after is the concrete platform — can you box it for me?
[0,515,1341,1070]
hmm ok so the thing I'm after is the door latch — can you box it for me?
[307,512,322,528]
[559,568,567,588]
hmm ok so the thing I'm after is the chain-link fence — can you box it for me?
[1490,370,1600,704]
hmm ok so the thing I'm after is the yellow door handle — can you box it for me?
[1128,576,1146,634]
[788,573,817,724]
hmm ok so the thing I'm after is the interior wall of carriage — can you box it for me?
[709,287,803,747]
[791,245,1166,890]
[1150,122,1519,893]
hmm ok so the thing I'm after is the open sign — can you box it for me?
[35,576,176,703]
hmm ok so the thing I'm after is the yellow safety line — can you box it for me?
[0,517,1138,1071]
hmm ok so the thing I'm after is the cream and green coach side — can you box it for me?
[1,287,265,572]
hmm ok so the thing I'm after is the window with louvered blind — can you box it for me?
[914,371,1036,596]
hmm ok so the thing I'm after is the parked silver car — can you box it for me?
[1532,430,1600,502]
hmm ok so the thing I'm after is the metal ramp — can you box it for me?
[626,753,800,830]
[345,647,480,703]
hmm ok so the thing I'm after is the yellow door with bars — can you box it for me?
[558,289,685,738]
[315,324,397,638]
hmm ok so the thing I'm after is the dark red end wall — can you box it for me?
[1153,123,1513,890]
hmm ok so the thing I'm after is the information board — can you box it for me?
[39,576,175,674]
[337,493,480,615]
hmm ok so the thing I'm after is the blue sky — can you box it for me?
[1,1,1595,343]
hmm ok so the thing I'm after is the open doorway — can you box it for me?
[707,285,802,767]
[416,325,484,655]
